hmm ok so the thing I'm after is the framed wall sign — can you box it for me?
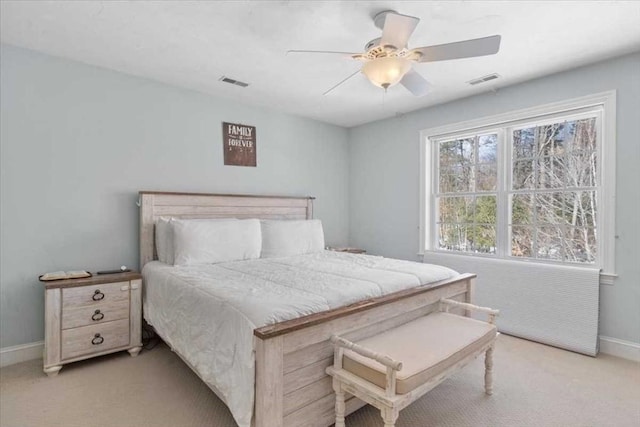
[222,122,256,167]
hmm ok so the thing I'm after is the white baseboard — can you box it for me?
[2,337,637,367]
[599,336,640,362]
[0,341,44,368]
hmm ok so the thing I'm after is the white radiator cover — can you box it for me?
[423,253,600,356]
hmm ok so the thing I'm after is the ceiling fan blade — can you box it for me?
[413,35,501,62]
[400,69,431,97]
[323,69,361,96]
[287,50,359,57]
[380,12,420,49]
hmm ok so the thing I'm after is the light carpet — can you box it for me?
[1,335,639,427]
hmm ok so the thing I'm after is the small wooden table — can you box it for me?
[328,247,367,254]
[42,272,143,377]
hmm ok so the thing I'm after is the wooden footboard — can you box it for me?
[253,273,476,427]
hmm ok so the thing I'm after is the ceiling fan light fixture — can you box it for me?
[362,56,411,89]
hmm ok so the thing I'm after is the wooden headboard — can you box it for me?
[138,191,315,267]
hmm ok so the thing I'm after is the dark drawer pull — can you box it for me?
[92,290,105,301]
[91,310,104,321]
[91,333,104,345]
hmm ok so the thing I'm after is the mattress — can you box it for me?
[142,251,457,427]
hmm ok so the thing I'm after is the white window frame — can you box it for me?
[419,91,616,284]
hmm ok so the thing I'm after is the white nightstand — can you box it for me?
[42,272,143,377]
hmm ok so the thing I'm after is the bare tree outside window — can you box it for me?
[511,118,597,263]
[437,134,498,254]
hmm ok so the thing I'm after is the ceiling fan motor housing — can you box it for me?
[364,37,383,51]
[355,41,422,62]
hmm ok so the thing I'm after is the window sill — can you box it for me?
[599,272,617,286]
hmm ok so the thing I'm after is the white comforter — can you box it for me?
[142,251,457,427]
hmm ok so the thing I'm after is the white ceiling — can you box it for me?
[2,1,640,128]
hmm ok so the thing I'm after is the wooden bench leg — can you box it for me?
[484,345,494,395]
[381,407,398,427]
[333,379,346,427]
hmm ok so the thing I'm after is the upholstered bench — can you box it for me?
[326,298,499,427]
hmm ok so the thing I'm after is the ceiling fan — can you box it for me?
[288,10,501,96]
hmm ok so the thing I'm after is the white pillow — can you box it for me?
[260,220,325,258]
[173,219,261,266]
[156,218,242,265]
[155,217,174,264]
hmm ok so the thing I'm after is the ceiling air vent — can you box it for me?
[468,73,500,86]
[219,76,249,88]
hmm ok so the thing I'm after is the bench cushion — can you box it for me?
[342,312,497,394]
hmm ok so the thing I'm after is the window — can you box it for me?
[437,133,498,254]
[421,92,616,280]
[510,117,598,263]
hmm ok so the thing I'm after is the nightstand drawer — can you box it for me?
[62,281,129,308]
[61,319,130,360]
[62,299,129,329]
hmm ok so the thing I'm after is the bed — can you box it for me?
[138,191,476,427]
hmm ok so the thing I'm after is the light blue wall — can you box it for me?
[2,44,638,350]
[348,52,640,345]
[0,45,350,348]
